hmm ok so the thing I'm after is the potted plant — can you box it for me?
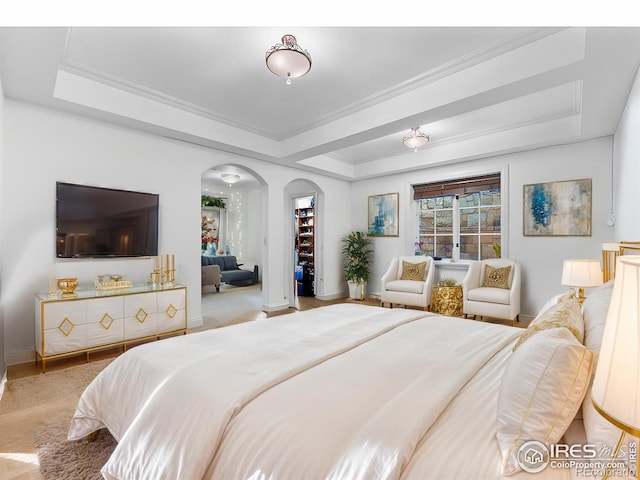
[341,231,373,300]
[201,195,226,209]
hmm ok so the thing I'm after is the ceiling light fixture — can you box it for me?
[221,173,240,184]
[403,127,430,152]
[265,34,311,85]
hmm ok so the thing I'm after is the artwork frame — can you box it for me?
[523,178,592,236]
[368,192,399,237]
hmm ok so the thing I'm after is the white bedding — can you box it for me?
[69,304,574,479]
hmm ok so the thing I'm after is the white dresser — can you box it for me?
[35,285,187,372]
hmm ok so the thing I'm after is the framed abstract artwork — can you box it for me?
[523,178,592,236]
[368,192,399,237]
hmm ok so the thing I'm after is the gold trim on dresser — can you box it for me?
[35,284,187,372]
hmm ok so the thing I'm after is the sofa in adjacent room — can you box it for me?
[201,255,259,287]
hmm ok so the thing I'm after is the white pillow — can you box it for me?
[581,280,614,360]
[579,281,638,464]
[497,327,594,475]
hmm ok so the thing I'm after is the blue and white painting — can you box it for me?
[368,193,399,236]
[523,179,592,236]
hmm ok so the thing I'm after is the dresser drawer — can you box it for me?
[43,323,87,356]
[86,297,124,323]
[124,313,158,340]
[41,301,86,330]
[86,318,125,348]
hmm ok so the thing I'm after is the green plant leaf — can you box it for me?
[341,231,373,283]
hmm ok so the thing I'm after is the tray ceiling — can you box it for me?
[1,26,639,181]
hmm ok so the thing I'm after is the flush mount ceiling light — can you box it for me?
[403,127,430,152]
[265,34,311,85]
[221,173,240,184]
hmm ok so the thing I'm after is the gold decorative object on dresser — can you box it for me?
[35,284,187,372]
[56,277,79,297]
[431,280,463,317]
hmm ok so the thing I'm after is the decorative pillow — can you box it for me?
[512,294,583,352]
[497,327,594,475]
[537,290,576,318]
[482,265,511,289]
[401,261,426,281]
[223,256,239,270]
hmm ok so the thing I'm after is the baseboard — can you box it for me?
[314,291,347,301]
[261,302,290,312]
[0,368,7,401]
[6,348,35,367]
[188,315,204,329]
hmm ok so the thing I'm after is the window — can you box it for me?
[414,174,501,260]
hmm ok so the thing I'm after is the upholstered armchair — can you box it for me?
[462,259,521,325]
[380,256,436,310]
[202,263,222,293]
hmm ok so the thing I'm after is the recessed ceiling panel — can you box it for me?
[63,27,532,139]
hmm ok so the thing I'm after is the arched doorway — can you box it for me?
[201,164,267,327]
[285,179,324,308]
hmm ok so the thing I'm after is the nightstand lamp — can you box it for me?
[561,259,603,305]
[591,255,640,480]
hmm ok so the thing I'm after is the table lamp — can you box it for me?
[561,259,603,305]
[591,255,640,480]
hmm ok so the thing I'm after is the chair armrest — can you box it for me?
[509,262,521,309]
[201,264,221,286]
[422,258,436,304]
[381,258,399,290]
[462,261,481,296]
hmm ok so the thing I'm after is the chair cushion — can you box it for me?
[482,264,511,289]
[207,256,225,269]
[386,279,425,294]
[401,261,426,281]
[467,286,511,305]
[222,256,239,270]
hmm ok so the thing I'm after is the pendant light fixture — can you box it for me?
[265,34,311,85]
[403,127,430,152]
[221,173,240,184]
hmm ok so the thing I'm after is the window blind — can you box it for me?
[412,173,501,200]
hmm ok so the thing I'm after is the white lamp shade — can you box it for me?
[591,255,640,436]
[266,49,311,78]
[265,35,311,80]
[561,259,603,288]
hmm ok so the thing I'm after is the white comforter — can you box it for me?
[68,304,567,480]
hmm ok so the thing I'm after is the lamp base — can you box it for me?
[576,287,586,306]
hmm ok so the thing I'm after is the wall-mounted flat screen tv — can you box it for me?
[56,182,159,258]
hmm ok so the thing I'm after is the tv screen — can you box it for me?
[56,182,159,258]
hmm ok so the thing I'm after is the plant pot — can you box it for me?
[348,281,366,300]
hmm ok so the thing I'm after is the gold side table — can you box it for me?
[431,285,463,317]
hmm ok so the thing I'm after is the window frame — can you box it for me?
[412,170,508,260]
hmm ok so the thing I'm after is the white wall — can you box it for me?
[0,75,6,385]
[351,137,613,317]
[613,65,640,240]
[2,100,352,365]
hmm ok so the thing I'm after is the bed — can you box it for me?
[67,285,628,480]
